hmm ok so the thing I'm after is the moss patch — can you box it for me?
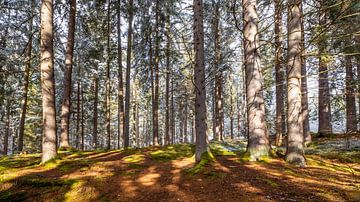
[150,144,194,162]
[187,151,215,175]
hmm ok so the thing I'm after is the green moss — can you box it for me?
[203,171,227,180]
[128,164,149,169]
[187,151,215,175]
[210,143,236,156]
[150,144,194,162]
[0,191,27,202]
[256,177,278,187]
[122,154,145,163]
[16,176,77,188]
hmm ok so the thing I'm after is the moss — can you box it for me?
[0,191,27,202]
[122,154,145,163]
[128,164,149,169]
[210,143,236,156]
[256,177,279,187]
[187,151,215,175]
[203,171,227,180]
[16,176,77,188]
[150,144,194,162]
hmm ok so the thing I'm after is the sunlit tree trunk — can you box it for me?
[243,0,269,160]
[317,1,332,136]
[40,0,57,163]
[93,64,99,149]
[230,88,234,140]
[18,1,34,151]
[300,3,310,145]
[124,0,133,148]
[345,55,357,133]
[286,0,306,166]
[117,0,124,149]
[193,0,208,162]
[81,85,84,151]
[105,0,111,150]
[274,0,286,147]
[60,0,76,149]
[76,76,80,149]
[165,13,171,145]
[153,0,160,146]
[184,98,188,143]
[171,76,175,144]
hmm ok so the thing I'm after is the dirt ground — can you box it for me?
[0,138,359,202]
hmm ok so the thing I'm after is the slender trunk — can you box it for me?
[18,2,34,151]
[345,55,357,133]
[184,98,188,143]
[301,3,311,145]
[357,57,360,131]
[124,0,133,148]
[193,0,208,162]
[318,0,332,136]
[230,89,234,140]
[286,0,306,166]
[60,0,76,149]
[243,0,269,160]
[76,78,80,149]
[105,0,111,150]
[117,0,124,150]
[171,76,175,144]
[40,0,57,163]
[153,0,160,146]
[81,85,84,150]
[93,66,98,149]
[274,0,286,147]
[165,14,171,145]
[4,101,10,155]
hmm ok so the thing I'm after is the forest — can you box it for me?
[0,0,359,201]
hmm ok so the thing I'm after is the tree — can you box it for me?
[165,10,171,145]
[153,0,160,146]
[117,0,124,149]
[285,0,306,166]
[60,0,77,149]
[124,0,133,148]
[105,0,111,150]
[274,0,286,146]
[243,0,269,160]
[345,55,357,133]
[40,0,57,163]
[18,0,35,152]
[317,0,332,136]
[193,0,208,162]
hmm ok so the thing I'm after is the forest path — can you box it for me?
[0,139,359,201]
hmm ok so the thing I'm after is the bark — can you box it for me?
[124,0,133,148]
[81,85,84,151]
[93,65,99,149]
[105,0,111,150]
[317,1,332,136]
[18,1,34,151]
[171,76,175,144]
[4,101,10,155]
[117,0,124,149]
[345,55,357,133]
[357,57,360,131]
[184,97,188,143]
[300,3,311,145]
[153,0,160,146]
[286,0,306,166]
[243,0,269,160]
[193,0,208,162]
[213,3,223,142]
[40,0,57,163]
[165,14,171,145]
[230,89,234,140]
[60,0,76,149]
[76,76,80,149]
[274,0,286,147]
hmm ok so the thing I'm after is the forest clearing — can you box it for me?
[1,135,360,202]
[1,0,360,201]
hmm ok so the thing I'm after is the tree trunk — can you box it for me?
[357,57,360,131]
[171,76,175,144]
[184,98,188,143]
[286,0,306,166]
[243,0,269,160]
[117,0,124,150]
[165,13,171,145]
[317,1,332,136]
[153,0,160,146]
[81,85,84,151]
[124,0,133,148]
[274,0,286,147]
[93,65,99,149]
[76,77,80,149]
[18,1,34,151]
[60,0,76,149]
[4,101,10,155]
[105,0,111,150]
[193,0,208,162]
[301,3,311,145]
[345,55,357,133]
[230,88,234,140]
[40,0,57,163]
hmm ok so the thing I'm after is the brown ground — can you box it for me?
[0,144,359,202]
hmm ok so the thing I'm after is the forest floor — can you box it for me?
[0,135,360,202]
